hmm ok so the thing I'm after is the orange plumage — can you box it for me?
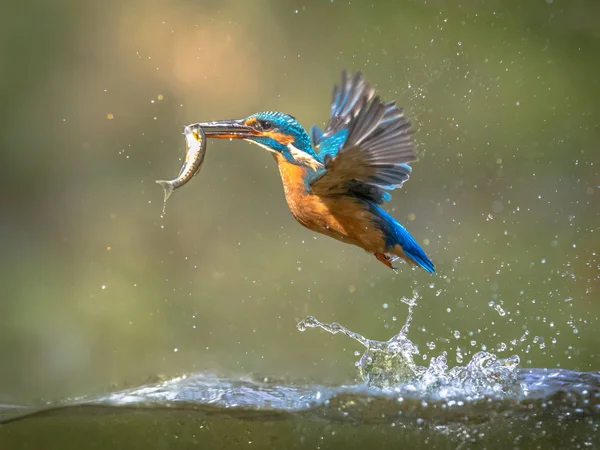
[274,154,417,268]
[191,71,434,272]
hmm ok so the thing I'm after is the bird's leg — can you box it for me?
[375,253,398,272]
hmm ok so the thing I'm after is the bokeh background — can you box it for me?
[0,0,598,403]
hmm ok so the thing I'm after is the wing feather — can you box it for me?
[311,87,416,202]
[310,125,324,148]
[309,71,417,203]
[323,71,375,138]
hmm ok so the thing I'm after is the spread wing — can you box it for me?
[310,71,416,204]
[310,70,374,153]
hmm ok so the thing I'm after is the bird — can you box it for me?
[192,71,434,273]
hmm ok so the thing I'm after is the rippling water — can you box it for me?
[0,369,599,449]
[1,301,599,449]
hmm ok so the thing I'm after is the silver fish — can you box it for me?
[156,125,207,202]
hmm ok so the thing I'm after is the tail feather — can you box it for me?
[392,225,435,273]
[368,203,435,273]
[400,242,435,273]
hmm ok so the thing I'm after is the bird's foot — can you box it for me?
[375,253,398,272]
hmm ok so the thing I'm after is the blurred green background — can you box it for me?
[0,0,598,403]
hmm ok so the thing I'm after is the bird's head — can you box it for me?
[193,111,323,170]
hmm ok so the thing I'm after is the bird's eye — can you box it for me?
[258,120,273,130]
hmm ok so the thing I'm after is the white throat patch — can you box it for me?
[244,139,324,171]
[287,144,324,171]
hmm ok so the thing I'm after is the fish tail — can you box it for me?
[155,180,175,202]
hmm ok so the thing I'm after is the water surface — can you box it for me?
[1,368,598,449]
[2,304,599,449]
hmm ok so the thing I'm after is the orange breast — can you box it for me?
[274,155,387,253]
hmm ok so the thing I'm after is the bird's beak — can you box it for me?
[189,119,257,139]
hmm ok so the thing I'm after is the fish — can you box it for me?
[156,125,207,202]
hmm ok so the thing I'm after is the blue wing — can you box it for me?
[310,71,416,204]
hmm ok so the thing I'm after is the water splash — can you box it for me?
[0,292,595,448]
[298,292,421,387]
[2,370,598,448]
[297,291,520,396]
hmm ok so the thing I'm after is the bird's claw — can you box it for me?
[375,253,398,271]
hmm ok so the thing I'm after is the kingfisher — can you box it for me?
[192,71,434,273]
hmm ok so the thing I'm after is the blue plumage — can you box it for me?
[305,71,434,272]
[366,202,435,273]
[194,71,434,272]
[306,71,434,272]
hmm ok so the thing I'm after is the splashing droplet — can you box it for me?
[297,294,520,393]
